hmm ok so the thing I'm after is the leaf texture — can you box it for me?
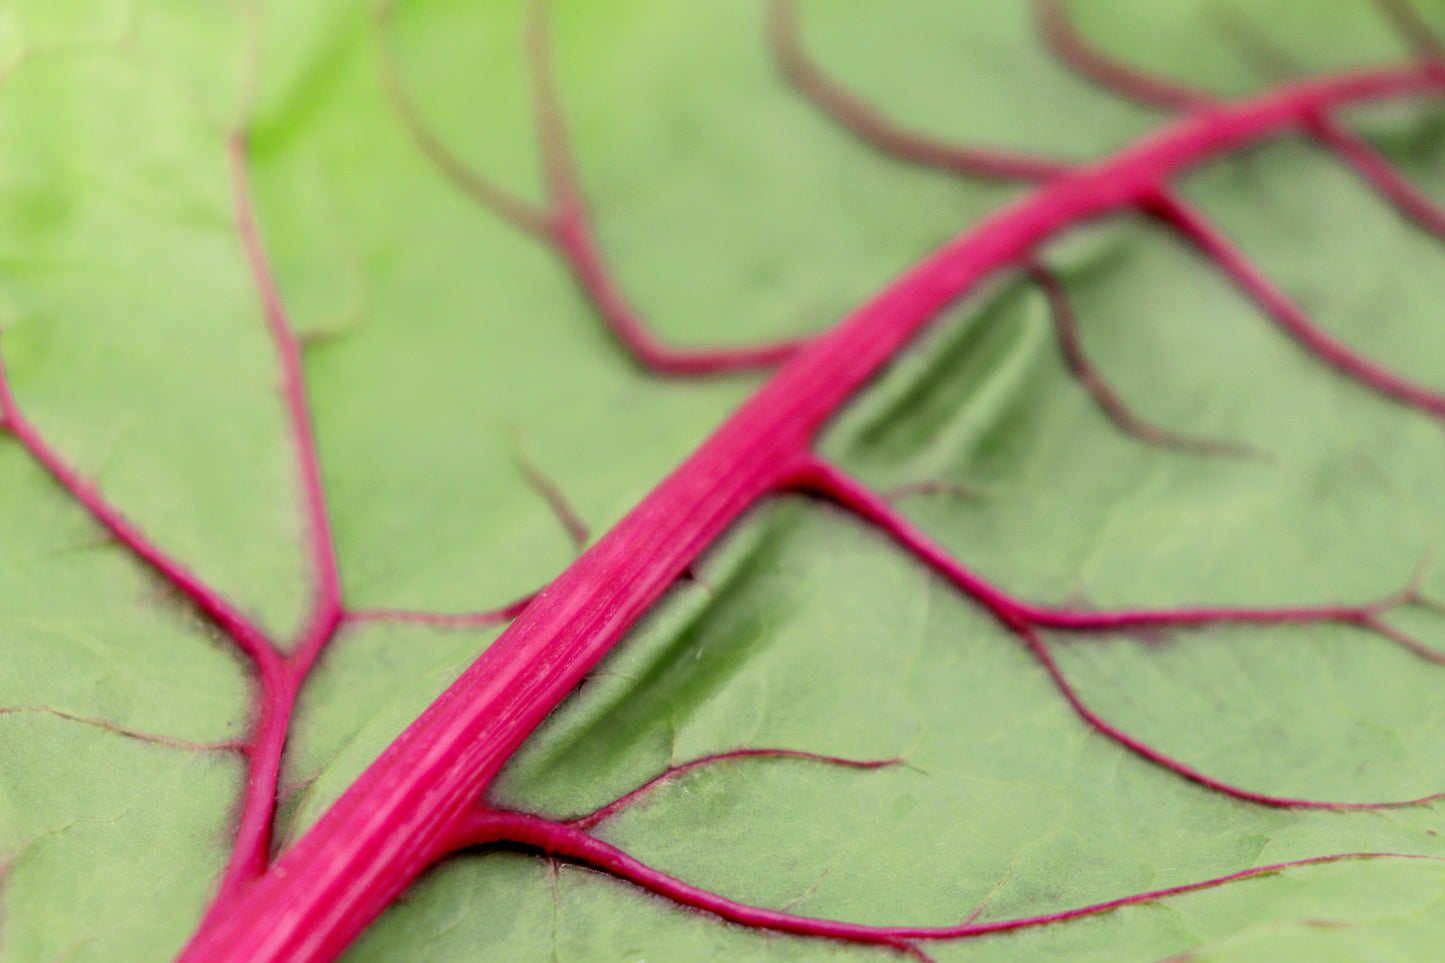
[2,0,1445,960]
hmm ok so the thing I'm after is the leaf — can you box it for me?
[3,0,1445,961]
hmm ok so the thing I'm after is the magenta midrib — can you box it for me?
[177,63,1443,963]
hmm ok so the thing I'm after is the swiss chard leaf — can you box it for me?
[3,0,1445,961]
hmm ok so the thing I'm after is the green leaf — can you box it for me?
[3,0,1445,961]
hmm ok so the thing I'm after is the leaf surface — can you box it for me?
[3,0,1445,960]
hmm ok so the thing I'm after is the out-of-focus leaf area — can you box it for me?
[3,0,1445,959]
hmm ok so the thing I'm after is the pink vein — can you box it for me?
[177,59,1445,963]
[227,131,344,661]
[338,446,583,629]
[190,131,352,915]
[784,456,1431,642]
[0,705,247,753]
[565,748,902,832]
[779,0,1445,426]
[1147,188,1445,418]
[769,0,1073,183]
[1018,626,1445,809]
[459,811,1444,949]
[1024,258,1261,457]
[1373,0,1445,71]
[346,593,536,629]
[527,1,808,375]
[515,447,590,549]
[1309,112,1445,240]
[1037,0,1214,111]
[783,456,1445,807]
[0,355,278,670]
[0,337,289,906]
[375,0,807,376]
[1042,2,1445,276]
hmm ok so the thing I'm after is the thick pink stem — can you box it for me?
[1039,1,1445,263]
[178,64,1445,963]
[776,2,1445,427]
